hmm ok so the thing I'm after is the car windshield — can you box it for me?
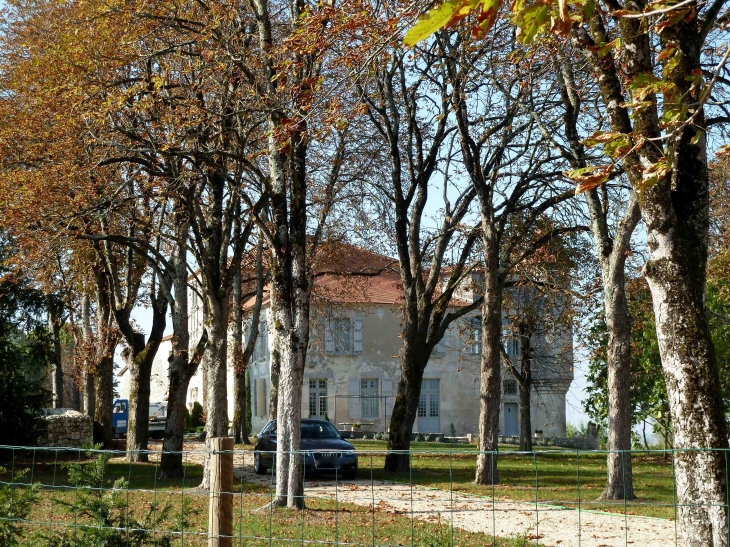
[301,422,341,439]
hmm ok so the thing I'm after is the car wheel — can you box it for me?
[254,452,268,475]
[342,469,357,480]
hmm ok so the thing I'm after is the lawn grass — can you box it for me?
[0,441,678,547]
[1,457,523,547]
[348,441,677,520]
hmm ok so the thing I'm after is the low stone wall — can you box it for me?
[498,434,599,450]
[38,409,93,448]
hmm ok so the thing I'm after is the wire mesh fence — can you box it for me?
[0,442,725,547]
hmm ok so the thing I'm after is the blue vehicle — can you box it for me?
[112,399,167,439]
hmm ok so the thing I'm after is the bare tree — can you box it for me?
[357,40,482,472]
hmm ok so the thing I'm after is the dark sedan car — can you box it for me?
[254,418,358,479]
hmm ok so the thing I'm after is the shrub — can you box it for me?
[190,402,204,427]
[42,446,195,547]
[0,467,38,545]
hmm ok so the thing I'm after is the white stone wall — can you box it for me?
[38,409,93,448]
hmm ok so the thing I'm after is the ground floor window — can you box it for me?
[361,379,379,418]
[309,379,328,417]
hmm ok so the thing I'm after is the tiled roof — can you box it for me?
[242,241,473,309]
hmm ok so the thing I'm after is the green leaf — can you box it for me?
[513,1,550,43]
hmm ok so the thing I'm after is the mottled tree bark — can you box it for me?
[518,382,532,452]
[233,237,263,445]
[92,266,118,447]
[81,294,96,418]
[83,368,96,418]
[475,246,503,485]
[122,294,167,463]
[515,326,533,453]
[268,320,280,421]
[571,7,729,541]
[48,301,64,409]
[94,354,114,447]
[201,302,231,489]
[384,346,429,472]
[555,51,639,501]
[600,269,636,500]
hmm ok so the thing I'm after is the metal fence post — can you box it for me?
[209,437,234,547]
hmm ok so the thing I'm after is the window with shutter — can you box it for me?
[327,318,353,354]
[361,379,379,418]
[255,379,267,417]
[353,318,363,354]
[432,336,446,355]
[471,317,482,354]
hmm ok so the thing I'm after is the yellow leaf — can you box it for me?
[403,0,477,46]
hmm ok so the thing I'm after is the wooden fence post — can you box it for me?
[209,437,234,547]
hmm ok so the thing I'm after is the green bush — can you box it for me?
[42,447,195,547]
[0,467,39,545]
[186,402,204,430]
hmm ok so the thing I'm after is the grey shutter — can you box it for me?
[302,377,310,417]
[472,318,481,354]
[382,378,394,422]
[353,318,363,354]
[435,335,446,355]
[256,379,267,417]
[258,321,268,361]
[325,320,334,354]
[348,378,360,420]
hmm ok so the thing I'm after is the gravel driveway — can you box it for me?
[133,442,682,547]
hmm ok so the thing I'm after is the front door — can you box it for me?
[417,379,440,433]
[504,403,519,437]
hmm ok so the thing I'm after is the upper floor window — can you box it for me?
[471,317,482,354]
[503,379,518,395]
[325,317,363,355]
[253,320,268,361]
[502,317,520,356]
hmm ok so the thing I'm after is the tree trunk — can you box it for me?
[476,243,503,485]
[245,370,252,438]
[201,316,229,490]
[159,211,197,479]
[49,311,64,408]
[600,272,636,500]
[122,295,167,463]
[81,294,95,418]
[643,187,729,545]
[279,335,306,509]
[233,368,245,444]
[518,382,532,452]
[232,260,245,445]
[268,279,280,421]
[573,11,729,541]
[126,347,152,462]
[233,237,262,445]
[159,357,190,477]
[384,343,426,472]
[557,49,640,501]
[158,324,207,478]
[83,368,96,418]
[273,325,292,506]
[268,330,280,420]
[94,354,114,447]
